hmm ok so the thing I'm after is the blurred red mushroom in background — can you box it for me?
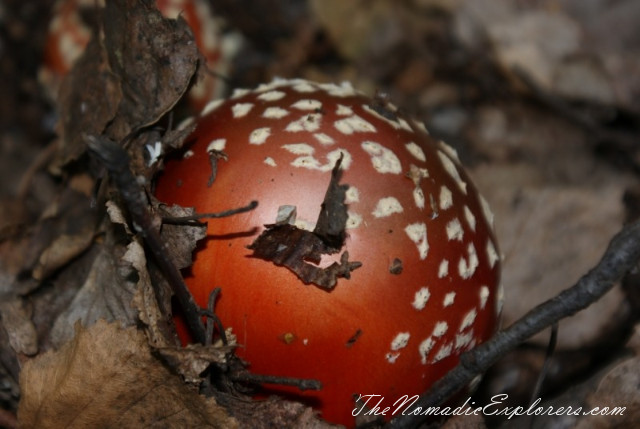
[39,0,240,109]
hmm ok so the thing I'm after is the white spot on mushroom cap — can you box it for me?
[334,115,377,135]
[455,330,474,350]
[264,157,277,167]
[405,222,428,260]
[458,242,479,279]
[249,127,271,145]
[446,218,464,241]
[362,104,412,132]
[318,81,356,97]
[262,106,290,119]
[480,286,490,309]
[289,148,352,172]
[346,211,363,229]
[479,194,495,229]
[345,186,360,203]
[291,99,322,110]
[438,259,449,279]
[282,143,314,155]
[439,140,461,163]
[438,150,467,194]
[413,119,429,134]
[487,239,499,268]
[432,321,448,337]
[386,352,400,364]
[439,186,453,211]
[372,197,404,218]
[313,133,335,145]
[231,88,250,99]
[413,187,426,210]
[419,338,435,364]
[257,90,286,101]
[459,308,477,332]
[183,149,194,159]
[391,332,410,351]
[443,291,456,307]
[201,99,225,116]
[361,141,402,174]
[286,113,323,132]
[412,287,430,310]
[336,104,354,116]
[207,138,226,152]
[432,342,453,363]
[231,103,253,118]
[292,81,317,93]
[464,206,477,232]
[405,142,426,162]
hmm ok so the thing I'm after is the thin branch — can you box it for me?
[203,287,228,346]
[230,372,322,392]
[86,134,207,344]
[530,323,558,407]
[386,220,640,429]
[162,200,258,225]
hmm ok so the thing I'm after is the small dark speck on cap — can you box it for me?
[389,258,403,275]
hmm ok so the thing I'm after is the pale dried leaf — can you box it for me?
[49,242,138,347]
[157,334,235,385]
[18,320,237,428]
[575,357,640,429]
[158,204,207,270]
[128,239,178,349]
[0,297,38,356]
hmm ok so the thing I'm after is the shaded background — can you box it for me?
[2,0,640,427]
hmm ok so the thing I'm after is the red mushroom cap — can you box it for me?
[155,78,503,426]
[40,0,234,108]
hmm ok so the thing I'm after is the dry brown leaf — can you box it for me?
[103,0,198,139]
[157,204,207,270]
[0,297,38,356]
[223,394,339,429]
[157,337,234,385]
[48,239,138,347]
[574,356,640,429]
[56,35,122,167]
[18,320,237,428]
[440,411,486,429]
[0,187,97,297]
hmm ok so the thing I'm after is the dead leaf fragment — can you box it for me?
[48,241,138,347]
[575,356,640,429]
[103,0,199,138]
[0,296,38,356]
[248,157,362,289]
[18,320,237,428]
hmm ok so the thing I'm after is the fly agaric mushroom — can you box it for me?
[40,0,237,109]
[155,78,503,427]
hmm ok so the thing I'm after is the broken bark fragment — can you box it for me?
[207,150,228,187]
[248,156,362,290]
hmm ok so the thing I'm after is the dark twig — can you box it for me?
[162,200,258,225]
[231,372,323,392]
[203,287,228,346]
[386,220,640,429]
[85,134,207,344]
[530,323,558,406]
